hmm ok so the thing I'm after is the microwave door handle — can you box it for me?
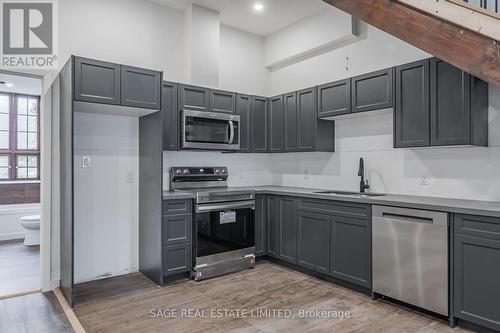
[228,120,235,144]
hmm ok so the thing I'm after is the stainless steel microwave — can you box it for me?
[181,110,240,150]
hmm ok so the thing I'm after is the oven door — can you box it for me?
[194,200,255,259]
[182,110,240,150]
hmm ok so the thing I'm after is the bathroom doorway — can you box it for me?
[0,71,43,298]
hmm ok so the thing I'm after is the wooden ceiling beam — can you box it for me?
[323,0,500,87]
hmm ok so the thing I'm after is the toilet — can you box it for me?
[20,215,40,246]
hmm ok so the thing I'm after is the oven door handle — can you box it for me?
[195,200,255,213]
[228,120,235,144]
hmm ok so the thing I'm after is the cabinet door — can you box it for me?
[351,68,394,113]
[252,96,269,152]
[162,244,191,276]
[121,66,161,109]
[297,87,317,151]
[269,95,284,153]
[162,82,179,150]
[430,58,471,146]
[317,79,351,118]
[255,195,267,256]
[331,216,372,288]
[74,57,121,105]
[162,214,191,246]
[284,92,298,152]
[211,89,235,114]
[266,196,279,258]
[236,94,252,153]
[297,211,330,274]
[454,234,500,331]
[178,85,210,112]
[278,197,297,264]
[394,59,430,148]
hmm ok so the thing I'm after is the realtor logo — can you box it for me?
[1,0,58,68]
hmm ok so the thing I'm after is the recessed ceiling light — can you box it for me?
[253,3,264,12]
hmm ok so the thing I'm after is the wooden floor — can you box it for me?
[0,240,40,297]
[73,261,472,333]
[0,291,74,333]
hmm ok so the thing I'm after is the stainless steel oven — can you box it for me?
[181,110,240,150]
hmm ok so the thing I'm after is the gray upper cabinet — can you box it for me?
[74,57,121,105]
[121,66,161,109]
[297,211,330,274]
[211,89,235,114]
[278,197,297,264]
[394,59,430,148]
[430,58,488,147]
[178,84,210,112]
[454,214,500,332]
[351,68,394,113]
[255,195,267,256]
[266,196,279,258]
[162,82,179,151]
[297,87,318,151]
[252,96,269,153]
[236,94,252,153]
[330,216,372,288]
[317,79,351,118]
[269,95,284,153]
[284,92,298,152]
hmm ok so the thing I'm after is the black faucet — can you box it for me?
[358,158,370,193]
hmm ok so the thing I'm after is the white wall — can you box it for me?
[0,204,41,241]
[73,112,139,283]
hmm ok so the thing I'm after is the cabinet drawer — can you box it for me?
[163,244,191,276]
[454,214,500,240]
[163,199,192,215]
[298,199,371,220]
[162,214,192,246]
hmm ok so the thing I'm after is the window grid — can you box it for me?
[0,93,40,181]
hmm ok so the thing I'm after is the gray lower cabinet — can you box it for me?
[121,65,161,109]
[278,197,297,264]
[252,96,269,152]
[317,79,351,118]
[236,94,252,153]
[211,89,235,114]
[297,211,330,274]
[351,68,394,113]
[255,195,267,256]
[330,216,372,288]
[162,244,191,276]
[266,196,279,258]
[161,199,192,279]
[269,95,284,152]
[394,59,430,148]
[454,214,500,331]
[74,57,121,105]
[430,58,488,147]
[162,81,179,150]
[178,84,210,112]
[284,92,298,152]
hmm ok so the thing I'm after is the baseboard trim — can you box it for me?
[0,288,40,301]
[0,232,26,242]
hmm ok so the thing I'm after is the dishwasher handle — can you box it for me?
[372,205,448,226]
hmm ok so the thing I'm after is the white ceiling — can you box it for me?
[0,73,42,96]
[151,0,330,36]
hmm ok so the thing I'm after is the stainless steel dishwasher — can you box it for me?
[372,205,449,316]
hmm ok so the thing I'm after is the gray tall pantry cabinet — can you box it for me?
[55,56,162,307]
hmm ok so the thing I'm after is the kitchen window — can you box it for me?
[0,93,40,181]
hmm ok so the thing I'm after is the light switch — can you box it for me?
[82,156,91,168]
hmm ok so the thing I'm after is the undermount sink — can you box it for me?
[313,190,386,198]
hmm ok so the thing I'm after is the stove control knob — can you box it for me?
[175,169,182,175]
[214,168,220,174]
[221,169,226,174]
[183,168,189,175]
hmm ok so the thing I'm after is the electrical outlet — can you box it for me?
[419,174,429,186]
[82,156,91,168]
